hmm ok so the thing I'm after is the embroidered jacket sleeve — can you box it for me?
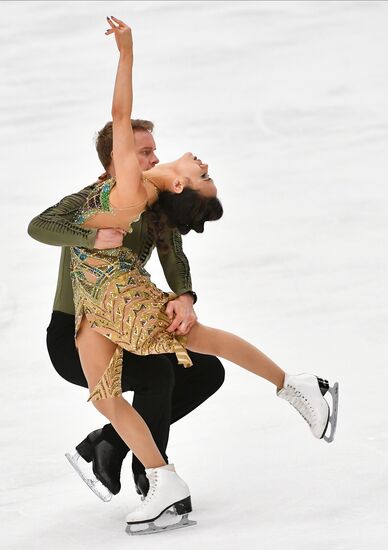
[27,184,98,248]
[157,229,197,302]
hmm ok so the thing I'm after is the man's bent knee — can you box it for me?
[191,354,225,393]
[206,356,225,392]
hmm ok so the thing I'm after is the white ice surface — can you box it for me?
[1,1,387,548]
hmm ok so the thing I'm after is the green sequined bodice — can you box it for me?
[74,178,113,224]
[73,177,145,234]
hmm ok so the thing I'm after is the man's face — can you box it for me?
[133,129,159,170]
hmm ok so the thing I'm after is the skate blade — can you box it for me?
[65,451,112,502]
[126,511,197,536]
[323,382,339,443]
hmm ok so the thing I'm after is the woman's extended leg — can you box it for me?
[185,322,338,442]
[186,323,285,389]
[76,316,166,469]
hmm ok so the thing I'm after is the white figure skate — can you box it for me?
[277,373,339,442]
[126,464,197,535]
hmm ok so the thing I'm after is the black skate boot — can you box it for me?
[65,429,126,502]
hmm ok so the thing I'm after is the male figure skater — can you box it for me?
[28,119,225,500]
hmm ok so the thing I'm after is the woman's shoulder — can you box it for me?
[108,174,150,211]
[73,177,116,224]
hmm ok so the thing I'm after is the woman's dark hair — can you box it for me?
[145,188,223,252]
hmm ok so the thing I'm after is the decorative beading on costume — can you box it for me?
[74,181,112,225]
[70,179,193,402]
[74,177,146,234]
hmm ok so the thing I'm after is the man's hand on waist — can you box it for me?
[166,293,197,336]
[94,228,126,249]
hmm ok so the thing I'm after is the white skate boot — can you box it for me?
[277,373,339,442]
[125,464,197,535]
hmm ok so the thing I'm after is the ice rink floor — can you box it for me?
[1,1,387,549]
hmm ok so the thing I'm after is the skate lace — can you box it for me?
[283,384,317,427]
[136,471,158,510]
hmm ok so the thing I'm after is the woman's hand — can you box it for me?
[105,16,132,54]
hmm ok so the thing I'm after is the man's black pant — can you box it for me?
[47,311,225,474]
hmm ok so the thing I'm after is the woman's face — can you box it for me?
[176,152,217,197]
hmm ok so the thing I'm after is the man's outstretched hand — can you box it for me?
[166,294,197,336]
[94,228,126,249]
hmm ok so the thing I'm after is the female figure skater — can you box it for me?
[67,16,338,533]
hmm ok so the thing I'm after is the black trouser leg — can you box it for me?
[122,353,175,475]
[46,311,88,387]
[47,311,225,474]
[47,312,176,461]
[168,351,226,424]
[127,351,225,474]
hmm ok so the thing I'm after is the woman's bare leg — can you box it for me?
[186,323,285,389]
[76,316,166,469]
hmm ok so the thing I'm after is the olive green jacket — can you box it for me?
[28,182,195,315]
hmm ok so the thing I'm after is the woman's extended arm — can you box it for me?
[106,16,145,206]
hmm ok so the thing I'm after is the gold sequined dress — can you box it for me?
[70,177,192,402]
